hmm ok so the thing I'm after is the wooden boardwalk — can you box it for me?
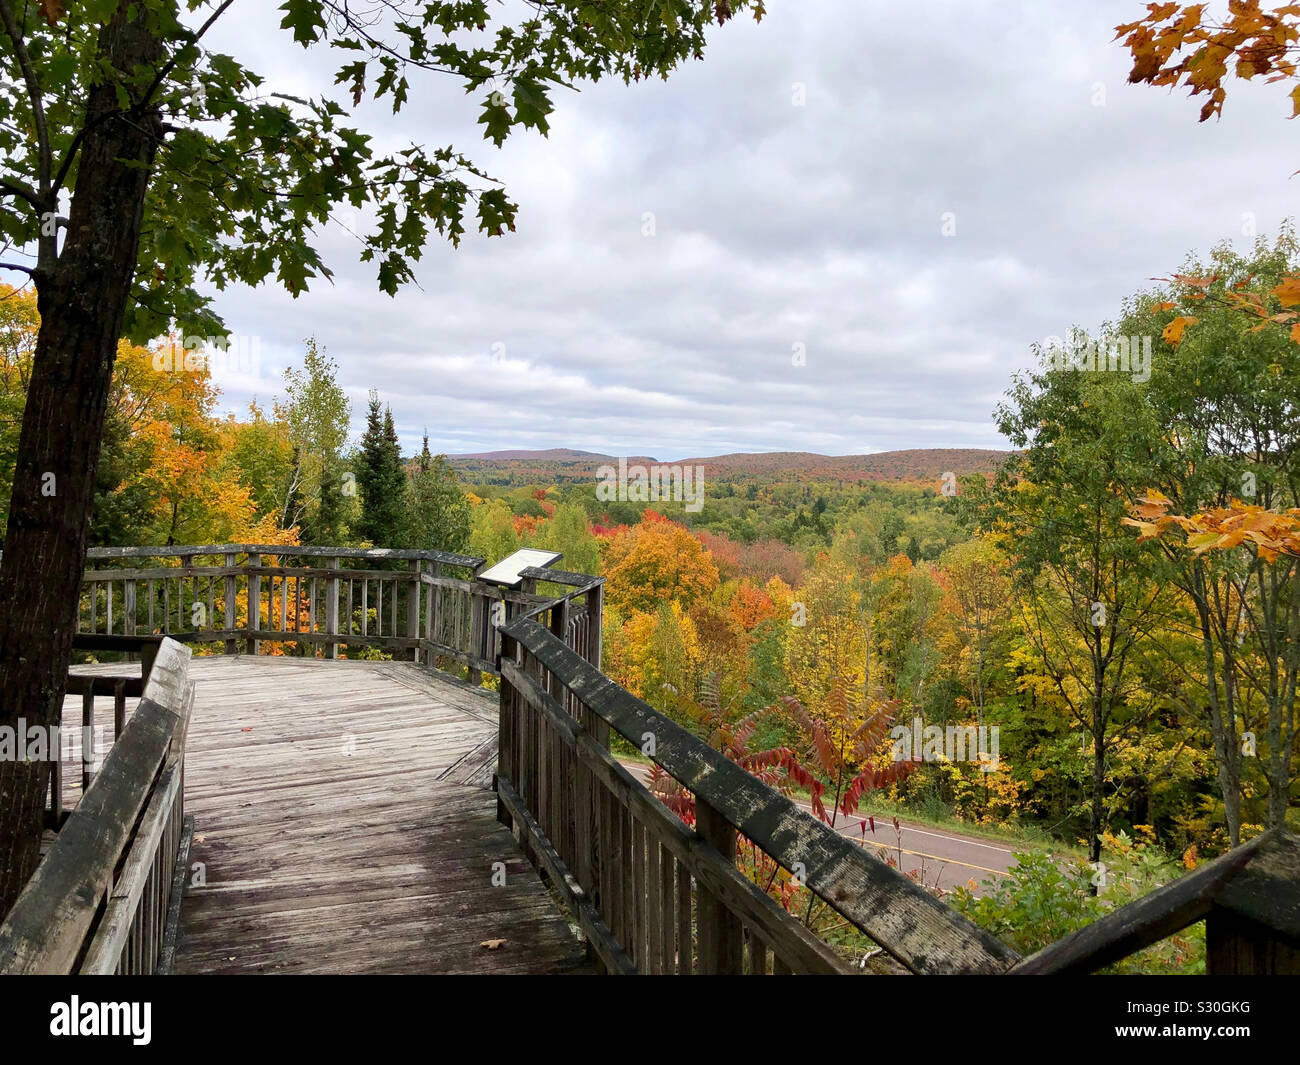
[63,655,590,974]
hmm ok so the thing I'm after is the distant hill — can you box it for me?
[445,447,1011,485]
[454,448,622,462]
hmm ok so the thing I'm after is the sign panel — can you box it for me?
[476,548,562,588]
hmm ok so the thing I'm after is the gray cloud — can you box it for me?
[200,1,1298,460]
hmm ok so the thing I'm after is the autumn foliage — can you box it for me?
[1127,491,1300,560]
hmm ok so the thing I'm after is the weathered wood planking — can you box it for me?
[170,656,588,975]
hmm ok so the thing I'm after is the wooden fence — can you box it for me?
[27,543,1298,976]
[0,638,194,974]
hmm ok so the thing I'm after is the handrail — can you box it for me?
[1011,828,1300,975]
[64,547,1298,975]
[78,544,485,567]
[495,601,1300,975]
[0,638,194,974]
[496,610,1019,975]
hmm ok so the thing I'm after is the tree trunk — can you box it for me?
[1089,709,1105,867]
[0,6,164,917]
[1190,566,1242,847]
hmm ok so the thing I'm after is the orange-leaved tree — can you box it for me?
[602,512,720,614]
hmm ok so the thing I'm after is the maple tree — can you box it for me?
[994,362,1174,863]
[1117,4,1300,347]
[1103,238,1300,843]
[1117,1,1300,123]
[601,513,720,615]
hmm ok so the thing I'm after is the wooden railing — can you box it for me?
[496,597,1300,975]
[0,638,194,974]
[496,599,1020,975]
[74,545,601,682]
[47,634,166,828]
[1011,827,1300,975]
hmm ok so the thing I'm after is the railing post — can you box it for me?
[547,598,567,699]
[123,579,137,661]
[179,554,192,633]
[695,799,745,973]
[224,551,238,655]
[247,552,261,655]
[584,582,603,671]
[81,688,95,791]
[496,628,517,829]
[141,640,158,684]
[407,559,421,663]
[431,561,447,652]
[468,585,485,686]
[326,557,340,660]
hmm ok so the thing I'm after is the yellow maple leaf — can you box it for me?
[1273,276,1300,307]
[1162,315,1198,346]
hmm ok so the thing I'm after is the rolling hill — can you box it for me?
[445,447,1011,486]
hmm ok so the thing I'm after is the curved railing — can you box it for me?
[59,546,1300,975]
[495,598,1018,975]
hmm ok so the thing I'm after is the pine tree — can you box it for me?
[355,392,407,546]
[406,431,470,553]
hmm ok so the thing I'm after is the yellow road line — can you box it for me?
[851,836,1009,877]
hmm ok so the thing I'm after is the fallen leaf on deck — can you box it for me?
[480,939,507,950]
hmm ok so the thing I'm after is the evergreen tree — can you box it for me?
[406,432,471,553]
[355,391,406,546]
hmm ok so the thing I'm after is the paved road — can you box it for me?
[619,759,1020,894]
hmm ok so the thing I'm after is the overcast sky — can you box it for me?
[198,0,1300,461]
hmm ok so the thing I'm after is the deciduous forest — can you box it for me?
[6,228,1298,973]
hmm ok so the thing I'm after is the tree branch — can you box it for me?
[138,0,239,112]
[0,176,41,210]
[0,0,52,196]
